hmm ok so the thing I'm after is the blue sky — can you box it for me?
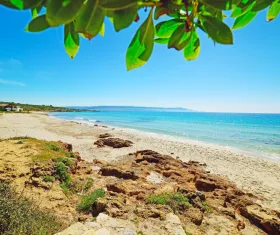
[0,6,280,113]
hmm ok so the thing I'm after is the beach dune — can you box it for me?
[0,113,280,211]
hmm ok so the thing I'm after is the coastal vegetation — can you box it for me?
[77,188,105,213]
[0,101,79,112]
[0,0,279,70]
[0,183,63,235]
[0,136,279,234]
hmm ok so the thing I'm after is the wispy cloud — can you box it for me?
[0,78,25,87]
[9,58,22,66]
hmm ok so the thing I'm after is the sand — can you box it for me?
[1,113,280,211]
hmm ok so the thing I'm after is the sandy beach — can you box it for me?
[1,113,280,212]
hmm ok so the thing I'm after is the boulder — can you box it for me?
[94,138,133,148]
[195,178,217,192]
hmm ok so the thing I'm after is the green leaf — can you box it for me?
[252,0,273,11]
[155,38,169,44]
[46,0,85,27]
[154,6,167,20]
[184,31,200,61]
[231,0,256,18]
[233,11,257,29]
[126,8,154,71]
[199,0,242,10]
[200,15,233,44]
[155,19,183,38]
[26,14,50,32]
[75,0,105,38]
[267,0,280,21]
[31,5,42,19]
[203,5,224,20]
[168,24,192,51]
[110,7,138,32]
[100,0,138,10]
[64,22,80,59]
[0,0,43,9]
[99,22,105,37]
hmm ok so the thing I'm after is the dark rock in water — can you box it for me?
[94,124,98,127]
[99,133,112,138]
[94,138,133,148]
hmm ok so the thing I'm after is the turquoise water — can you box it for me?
[50,111,280,160]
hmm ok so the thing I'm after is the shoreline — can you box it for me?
[1,113,280,211]
[49,113,280,163]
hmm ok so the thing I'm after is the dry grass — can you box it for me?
[0,183,64,235]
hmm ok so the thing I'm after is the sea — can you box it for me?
[50,107,280,161]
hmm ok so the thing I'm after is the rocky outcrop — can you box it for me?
[2,137,279,235]
[94,138,133,148]
[100,166,138,180]
[55,213,186,235]
[240,205,280,235]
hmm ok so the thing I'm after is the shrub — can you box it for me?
[66,152,77,158]
[185,232,193,235]
[43,175,55,183]
[46,143,61,152]
[60,182,70,194]
[147,192,191,212]
[0,183,63,235]
[77,188,105,213]
[53,162,71,184]
[56,157,72,168]
[8,136,29,140]
[84,178,94,192]
[201,201,213,213]
[15,140,23,144]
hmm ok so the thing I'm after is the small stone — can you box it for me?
[94,228,111,235]
[84,222,101,230]
[165,213,181,224]
[146,171,164,184]
[78,215,88,222]
[99,133,111,138]
[91,166,101,171]
[96,213,109,223]
[123,228,136,235]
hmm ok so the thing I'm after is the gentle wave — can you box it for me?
[50,111,280,161]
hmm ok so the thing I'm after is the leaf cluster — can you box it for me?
[0,0,279,70]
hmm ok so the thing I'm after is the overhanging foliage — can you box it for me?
[1,0,279,70]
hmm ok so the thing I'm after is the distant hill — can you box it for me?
[68,106,193,112]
